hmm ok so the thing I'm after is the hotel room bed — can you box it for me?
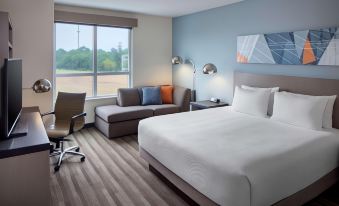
[138,107,339,206]
[139,72,339,206]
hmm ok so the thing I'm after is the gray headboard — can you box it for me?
[234,72,339,129]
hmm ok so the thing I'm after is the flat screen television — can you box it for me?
[1,59,23,138]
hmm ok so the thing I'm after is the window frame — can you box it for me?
[53,22,132,100]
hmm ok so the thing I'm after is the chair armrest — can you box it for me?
[173,86,191,112]
[41,111,55,118]
[69,112,87,134]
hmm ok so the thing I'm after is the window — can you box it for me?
[54,23,131,98]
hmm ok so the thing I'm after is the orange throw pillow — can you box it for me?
[160,85,174,104]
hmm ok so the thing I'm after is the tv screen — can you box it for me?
[3,59,22,138]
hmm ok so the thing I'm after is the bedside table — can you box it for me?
[190,100,229,111]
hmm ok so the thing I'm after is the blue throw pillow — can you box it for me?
[142,87,162,105]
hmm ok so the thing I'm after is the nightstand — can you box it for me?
[190,100,229,111]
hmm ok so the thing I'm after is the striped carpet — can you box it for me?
[50,127,339,206]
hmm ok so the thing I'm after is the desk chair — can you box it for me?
[42,92,87,172]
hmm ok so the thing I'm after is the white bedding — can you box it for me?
[138,107,339,206]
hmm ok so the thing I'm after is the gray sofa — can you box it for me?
[95,86,191,138]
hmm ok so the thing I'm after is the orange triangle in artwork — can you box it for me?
[237,52,248,63]
[303,37,316,64]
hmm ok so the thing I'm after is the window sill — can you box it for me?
[86,95,117,101]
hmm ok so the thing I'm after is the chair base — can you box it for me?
[50,145,85,172]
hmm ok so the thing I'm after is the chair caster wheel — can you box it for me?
[75,148,80,152]
[81,157,85,162]
[54,166,60,172]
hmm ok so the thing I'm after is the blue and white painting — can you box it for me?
[237,27,339,66]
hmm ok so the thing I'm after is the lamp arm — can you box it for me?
[185,58,196,91]
[193,70,196,90]
[186,59,195,71]
[192,62,196,101]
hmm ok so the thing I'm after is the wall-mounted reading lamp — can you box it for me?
[172,56,217,102]
[172,56,183,65]
[202,63,217,74]
[32,79,52,93]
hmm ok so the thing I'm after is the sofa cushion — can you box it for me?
[142,87,162,105]
[161,85,174,104]
[117,88,141,107]
[95,105,153,123]
[144,104,180,116]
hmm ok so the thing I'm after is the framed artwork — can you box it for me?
[237,27,339,66]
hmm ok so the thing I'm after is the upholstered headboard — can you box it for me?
[234,72,339,129]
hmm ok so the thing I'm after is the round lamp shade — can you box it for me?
[172,56,183,65]
[32,79,52,93]
[202,63,217,74]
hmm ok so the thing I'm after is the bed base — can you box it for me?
[140,147,339,206]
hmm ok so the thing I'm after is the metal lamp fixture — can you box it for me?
[32,79,52,93]
[172,56,218,102]
[171,56,183,65]
[202,63,217,74]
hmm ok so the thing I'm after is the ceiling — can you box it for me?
[54,0,244,17]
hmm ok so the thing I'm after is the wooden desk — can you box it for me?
[0,107,50,206]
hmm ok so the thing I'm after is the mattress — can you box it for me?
[138,107,339,206]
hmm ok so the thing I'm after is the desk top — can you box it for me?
[0,107,50,159]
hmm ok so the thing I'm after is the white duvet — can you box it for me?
[138,107,339,206]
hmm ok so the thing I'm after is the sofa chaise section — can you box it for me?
[95,105,154,138]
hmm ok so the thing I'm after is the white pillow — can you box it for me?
[241,85,279,116]
[271,92,328,130]
[278,92,336,128]
[232,86,271,117]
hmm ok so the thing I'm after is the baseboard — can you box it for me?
[84,123,94,128]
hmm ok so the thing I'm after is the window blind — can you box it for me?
[54,10,138,28]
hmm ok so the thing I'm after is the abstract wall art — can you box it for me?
[237,27,339,66]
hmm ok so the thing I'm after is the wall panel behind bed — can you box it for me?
[234,72,339,129]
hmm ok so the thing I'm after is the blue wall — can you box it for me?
[172,0,339,103]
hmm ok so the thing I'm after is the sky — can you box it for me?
[55,23,129,51]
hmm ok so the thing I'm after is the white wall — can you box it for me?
[0,0,54,113]
[55,5,173,123]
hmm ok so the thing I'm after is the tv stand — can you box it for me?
[0,107,50,206]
